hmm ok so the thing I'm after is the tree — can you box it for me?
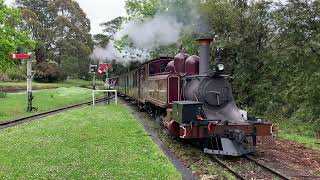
[0,0,34,71]
[94,17,125,48]
[126,0,160,19]
[93,34,110,47]
[268,0,320,122]
[16,0,93,79]
[201,0,320,123]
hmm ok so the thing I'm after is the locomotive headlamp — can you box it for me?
[217,63,225,71]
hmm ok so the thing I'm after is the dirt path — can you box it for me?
[256,137,320,179]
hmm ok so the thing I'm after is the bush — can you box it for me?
[0,66,25,82]
[6,66,26,81]
[0,73,10,81]
[34,62,66,83]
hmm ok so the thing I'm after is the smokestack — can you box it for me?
[196,37,213,74]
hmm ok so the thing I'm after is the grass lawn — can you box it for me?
[0,105,181,179]
[0,81,61,90]
[275,120,320,150]
[0,79,105,91]
[0,87,102,122]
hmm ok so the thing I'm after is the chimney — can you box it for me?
[196,37,213,74]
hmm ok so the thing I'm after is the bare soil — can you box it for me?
[256,137,320,179]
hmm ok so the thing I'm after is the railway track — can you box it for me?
[245,155,291,180]
[0,96,114,130]
[211,155,291,180]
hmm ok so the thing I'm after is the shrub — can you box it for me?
[34,62,66,83]
[0,73,10,81]
[6,66,26,81]
[0,66,25,82]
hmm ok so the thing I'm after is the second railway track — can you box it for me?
[0,96,114,130]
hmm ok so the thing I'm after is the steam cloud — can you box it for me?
[116,14,183,49]
[90,0,209,64]
[90,41,121,61]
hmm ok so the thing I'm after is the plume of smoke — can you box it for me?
[89,41,122,62]
[89,40,150,64]
[115,14,183,49]
[159,0,210,35]
[90,0,210,64]
[89,14,182,64]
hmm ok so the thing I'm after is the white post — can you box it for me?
[27,58,32,112]
[115,91,118,105]
[92,90,95,106]
[92,90,117,106]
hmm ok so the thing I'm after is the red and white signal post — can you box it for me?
[8,53,34,112]
[97,63,112,89]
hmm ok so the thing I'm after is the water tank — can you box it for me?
[185,55,199,75]
[174,52,189,73]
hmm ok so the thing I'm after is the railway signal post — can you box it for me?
[8,53,34,112]
[97,63,112,104]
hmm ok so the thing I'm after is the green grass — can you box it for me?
[0,105,181,179]
[275,120,320,150]
[0,87,102,122]
[0,82,60,90]
[60,79,105,89]
[0,79,105,90]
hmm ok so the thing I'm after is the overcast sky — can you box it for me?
[5,0,127,35]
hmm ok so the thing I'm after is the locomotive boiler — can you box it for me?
[113,37,272,156]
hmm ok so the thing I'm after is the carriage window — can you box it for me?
[160,64,166,73]
[148,59,171,76]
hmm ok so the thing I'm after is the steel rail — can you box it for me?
[211,155,246,180]
[245,155,291,180]
[0,96,114,129]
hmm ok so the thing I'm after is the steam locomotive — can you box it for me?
[110,38,272,156]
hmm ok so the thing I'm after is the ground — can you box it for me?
[1,82,319,179]
[256,136,320,178]
[123,100,320,179]
[0,105,181,179]
[124,100,236,180]
[275,120,320,150]
[0,87,103,122]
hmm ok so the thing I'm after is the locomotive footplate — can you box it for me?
[179,122,272,139]
[179,122,272,156]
